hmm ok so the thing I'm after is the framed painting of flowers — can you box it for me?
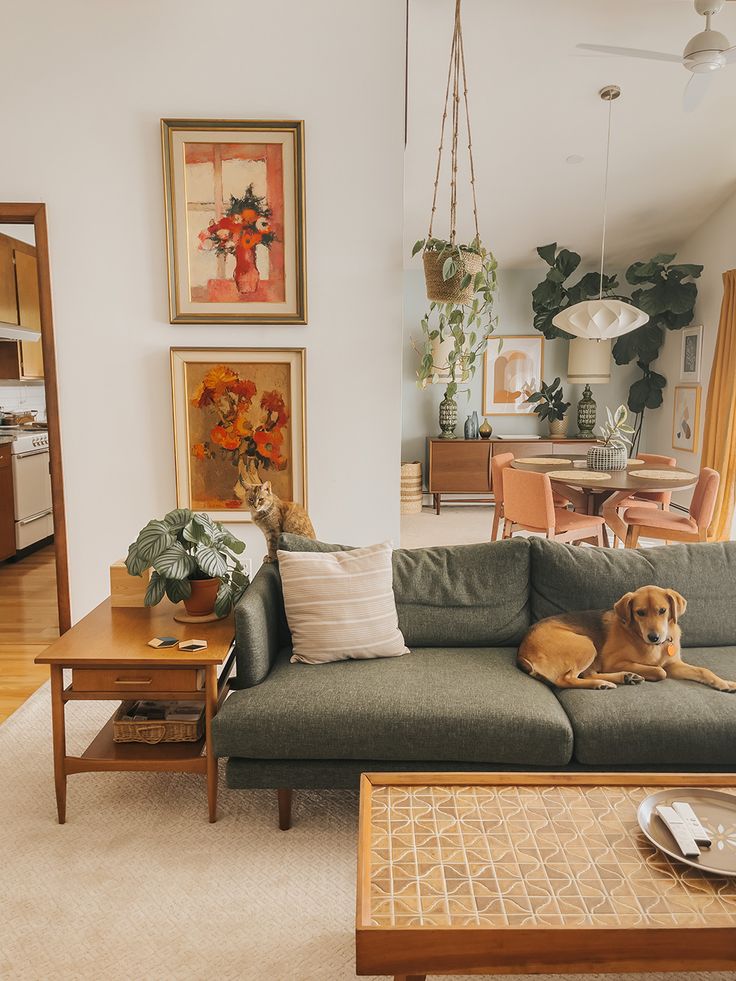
[171,348,307,523]
[162,119,306,324]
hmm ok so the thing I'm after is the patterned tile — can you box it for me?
[367,784,736,928]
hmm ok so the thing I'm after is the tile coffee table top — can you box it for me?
[367,783,736,929]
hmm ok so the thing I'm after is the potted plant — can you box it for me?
[525,378,571,437]
[587,405,635,472]
[414,237,483,305]
[125,508,249,618]
[413,241,498,439]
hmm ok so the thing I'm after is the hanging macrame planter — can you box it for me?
[420,0,482,304]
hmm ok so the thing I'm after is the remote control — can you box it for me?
[672,801,712,847]
[655,804,701,858]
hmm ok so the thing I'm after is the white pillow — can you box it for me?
[277,542,409,664]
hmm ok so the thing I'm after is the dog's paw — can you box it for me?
[715,680,736,693]
[623,672,645,685]
[596,681,617,690]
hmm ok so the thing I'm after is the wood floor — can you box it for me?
[0,545,57,723]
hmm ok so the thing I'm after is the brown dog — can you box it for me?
[518,585,736,692]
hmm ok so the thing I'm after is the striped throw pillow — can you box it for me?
[277,541,409,664]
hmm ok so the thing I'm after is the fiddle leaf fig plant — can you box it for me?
[413,238,499,400]
[125,508,249,618]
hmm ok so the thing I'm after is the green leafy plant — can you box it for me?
[125,508,249,617]
[524,377,571,422]
[598,404,635,449]
[412,238,499,400]
[531,245,702,450]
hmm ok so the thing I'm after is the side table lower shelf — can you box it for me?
[68,714,208,773]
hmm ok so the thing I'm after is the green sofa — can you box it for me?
[212,535,736,794]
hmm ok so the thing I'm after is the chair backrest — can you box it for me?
[689,467,720,532]
[490,452,514,506]
[640,452,676,467]
[503,467,556,532]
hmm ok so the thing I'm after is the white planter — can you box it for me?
[587,444,627,471]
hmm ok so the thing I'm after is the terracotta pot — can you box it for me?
[183,577,220,617]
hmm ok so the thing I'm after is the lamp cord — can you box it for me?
[599,94,614,301]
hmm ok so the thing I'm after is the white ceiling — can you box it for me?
[405,0,736,269]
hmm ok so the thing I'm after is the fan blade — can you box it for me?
[683,72,712,111]
[577,43,682,63]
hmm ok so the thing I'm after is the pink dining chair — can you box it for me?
[610,452,676,547]
[502,468,608,546]
[623,468,720,548]
[490,453,571,541]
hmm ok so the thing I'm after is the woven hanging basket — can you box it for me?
[423,250,482,304]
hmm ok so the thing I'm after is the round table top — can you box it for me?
[510,455,699,493]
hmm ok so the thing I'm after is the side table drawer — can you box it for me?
[71,666,204,693]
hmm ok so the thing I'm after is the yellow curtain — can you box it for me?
[702,268,736,541]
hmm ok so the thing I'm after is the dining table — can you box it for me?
[509,454,699,545]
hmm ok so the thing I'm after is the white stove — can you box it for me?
[10,429,49,455]
[0,426,54,549]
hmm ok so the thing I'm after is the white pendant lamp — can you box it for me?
[553,86,649,341]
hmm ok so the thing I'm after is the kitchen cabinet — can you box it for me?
[0,442,16,561]
[0,234,43,381]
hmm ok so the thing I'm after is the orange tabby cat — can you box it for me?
[243,481,316,563]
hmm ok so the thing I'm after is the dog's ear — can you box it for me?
[614,592,635,624]
[665,589,687,623]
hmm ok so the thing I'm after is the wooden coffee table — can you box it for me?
[35,597,234,825]
[356,773,736,980]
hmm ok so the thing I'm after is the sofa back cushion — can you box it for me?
[529,538,736,647]
[278,535,531,647]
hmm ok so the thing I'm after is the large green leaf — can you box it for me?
[195,545,228,579]
[532,278,564,310]
[183,512,216,545]
[124,544,149,577]
[144,572,166,607]
[628,376,665,414]
[555,249,581,279]
[637,279,697,317]
[214,582,234,619]
[537,243,557,266]
[152,544,197,580]
[135,520,174,563]
[164,508,193,531]
[165,578,192,603]
[668,264,703,281]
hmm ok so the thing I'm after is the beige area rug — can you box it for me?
[0,685,730,981]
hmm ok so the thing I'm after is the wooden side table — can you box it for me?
[35,598,234,824]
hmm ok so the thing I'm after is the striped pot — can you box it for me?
[587,444,627,472]
[400,462,423,514]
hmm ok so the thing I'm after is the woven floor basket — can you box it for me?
[113,701,204,744]
[423,250,482,304]
[400,462,423,514]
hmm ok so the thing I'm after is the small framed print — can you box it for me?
[672,384,701,454]
[680,325,703,383]
[483,335,544,415]
[162,119,307,324]
[171,348,307,523]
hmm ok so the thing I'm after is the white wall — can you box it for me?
[643,189,736,503]
[402,266,637,466]
[0,0,406,621]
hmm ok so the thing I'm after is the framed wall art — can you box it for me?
[672,383,701,454]
[162,119,307,324]
[680,324,703,383]
[171,348,307,522]
[483,335,544,415]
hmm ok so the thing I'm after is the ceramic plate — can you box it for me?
[638,788,736,876]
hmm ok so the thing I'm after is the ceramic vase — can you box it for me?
[464,411,479,439]
[478,417,493,439]
[438,394,458,439]
[587,444,627,472]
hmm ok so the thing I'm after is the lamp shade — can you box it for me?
[553,299,649,341]
[567,338,612,385]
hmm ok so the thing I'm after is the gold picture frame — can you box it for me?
[672,384,701,454]
[483,335,544,415]
[170,348,307,523]
[162,119,307,324]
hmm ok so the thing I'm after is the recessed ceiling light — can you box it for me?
[566,154,585,165]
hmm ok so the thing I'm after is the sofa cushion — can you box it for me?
[278,535,531,647]
[556,647,736,767]
[212,645,573,765]
[529,538,736,647]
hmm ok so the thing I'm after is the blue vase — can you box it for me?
[464,413,479,439]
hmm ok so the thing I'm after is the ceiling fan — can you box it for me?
[578,0,736,111]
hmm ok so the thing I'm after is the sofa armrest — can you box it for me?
[231,562,287,688]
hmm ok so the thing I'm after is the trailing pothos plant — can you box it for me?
[532,244,702,449]
[125,508,249,618]
[412,237,499,399]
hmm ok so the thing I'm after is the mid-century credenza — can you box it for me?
[425,437,598,514]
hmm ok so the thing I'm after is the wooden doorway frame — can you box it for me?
[1,203,70,633]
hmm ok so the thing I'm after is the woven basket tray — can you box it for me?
[113,701,204,744]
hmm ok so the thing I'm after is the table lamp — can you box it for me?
[567,338,612,437]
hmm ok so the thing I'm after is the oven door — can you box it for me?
[12,448,52,521]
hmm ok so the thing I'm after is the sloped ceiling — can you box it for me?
[405,0,736,269]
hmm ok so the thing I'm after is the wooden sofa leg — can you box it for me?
[277,788,293,830]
